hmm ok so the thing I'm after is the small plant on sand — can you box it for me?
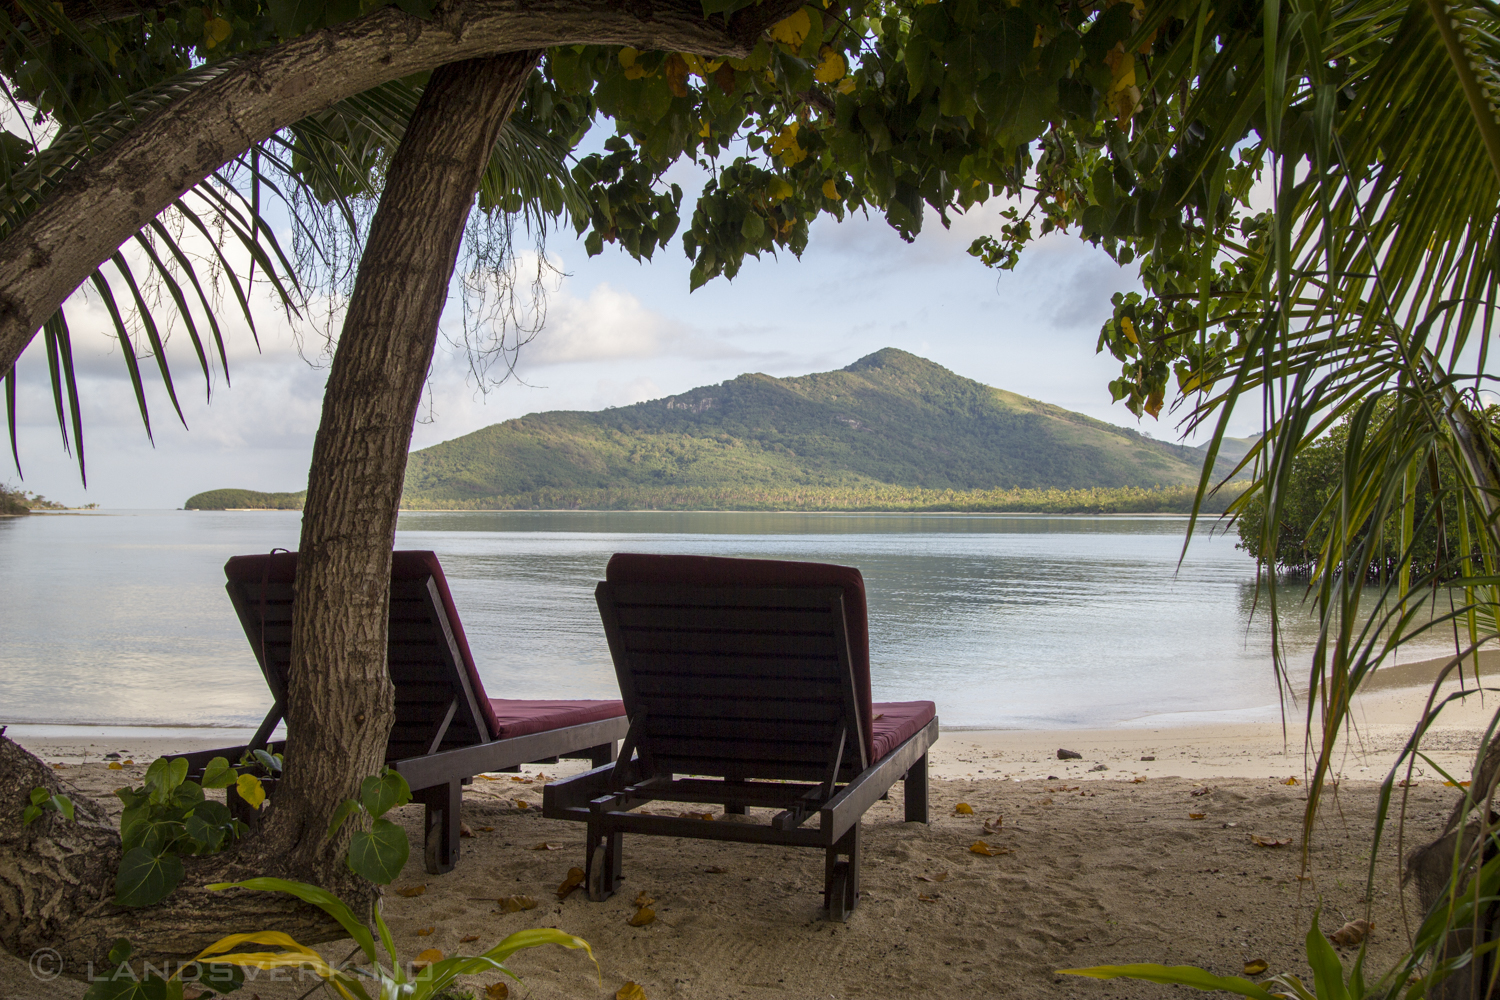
[196,877,593,1000]
[112,757,251,906]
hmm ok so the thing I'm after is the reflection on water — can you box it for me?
[0,510,1467,730]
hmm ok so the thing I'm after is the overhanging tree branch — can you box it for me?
[0,0,763,379]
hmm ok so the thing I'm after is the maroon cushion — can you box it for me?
[604,553,875,764]
[224,550,502,740]
[488,699,627,739]
[871,701,936,762]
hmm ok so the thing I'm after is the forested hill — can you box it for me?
[400,349,1212,508]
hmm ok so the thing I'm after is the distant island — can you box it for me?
[186,349,1254,514]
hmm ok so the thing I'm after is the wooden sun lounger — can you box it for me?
[542,553,938,921]
[173,550,628,874]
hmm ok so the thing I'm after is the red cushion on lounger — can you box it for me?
[487,699,628,740]
[224,550,504,738]
[871,701,936,762]
[605,553,876,764]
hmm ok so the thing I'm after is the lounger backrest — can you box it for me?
[599,553,874,780]
[223,551,501,756]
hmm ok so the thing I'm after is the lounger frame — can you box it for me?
[542,582,936,920]
[174,569,624,874]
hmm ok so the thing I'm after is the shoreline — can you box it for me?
[11,650,1499,781]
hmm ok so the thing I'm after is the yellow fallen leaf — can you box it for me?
[1130,776,1147,784]
[486,983,510,1000]
[478,826,494,832]
[395,885,427,898]
[1283,777,1300,786]
[416,927,436,936]
[499,894,538,912]
[511,776,533,784]
[514,799,530,810]
[533,842,561,851]
[413,947,442,969]
[557,867,585,899]
[461,934,480,943]
[1445,780,1472,788]
[635,891,656,907]
[627,906,656,927]
[1330,919,1373,947]
[617,983,648,1000]
[1188,813,1205,820]
[916,872,948,883]
[123,760,134,766]
[52,763,65,769]
[954,803,974,815]
[970,841,999,857]
[108,762,123,770]
[1244,959,1269,976]
[479,774,499,781]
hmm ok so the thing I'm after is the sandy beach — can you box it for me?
[6,651,1500,999]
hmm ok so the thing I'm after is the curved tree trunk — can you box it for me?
[1,51,540,975]
[0,0,805,376]
[256,48,542,873]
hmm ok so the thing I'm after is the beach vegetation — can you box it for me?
[113,757,251,907]
[21,786,74,826]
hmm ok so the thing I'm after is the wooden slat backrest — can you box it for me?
[596,583,869,783]
[225,576,489,761]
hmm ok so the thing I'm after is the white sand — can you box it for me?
[6,651,1499,999]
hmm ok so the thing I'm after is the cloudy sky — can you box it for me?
[5,160,1246,509]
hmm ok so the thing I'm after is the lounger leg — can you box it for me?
[589,742,618,768]
[585,821,622,902]
[904,752,929,823]
[824,823,861,922]
[418,780,462,875]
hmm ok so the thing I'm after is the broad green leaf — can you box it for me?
[1305,913,1350,1000]
[114,847,185,907]
[251,749,281,774]
[1058,964,1279,1000]
[359,769,411,820]
[347,817,409,884]
[200,757,236,789]
[326,798,361,838]
[204,878,377,963]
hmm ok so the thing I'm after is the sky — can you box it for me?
[5,163,1247,509]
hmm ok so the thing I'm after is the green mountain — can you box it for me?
[400,348,1212,508]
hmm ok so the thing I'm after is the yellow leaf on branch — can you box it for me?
[814,47,846,83]
[769,9,811,49]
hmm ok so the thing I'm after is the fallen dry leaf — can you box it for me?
[1130,776,1147,784]
[635,890,656,907]
[1445,780,1473,788]
[954,803,974,815]
[514,800,530,810]
[1191,786,1212,797]
[557,867,585,899]
[416,927,436,936]
[413,947,442,969]
[499,894,538,912]
[460,822,474,839]
[704,865,728,874]
[478,774,499,781]
[485,983,509,1000]
[982,816,1003,834]
[1330,919,1374,947]
[679,811,714,821]
[1243,959,1269,976]
[394,885,427,898]
[970,840,1003,857]
[461,934,480,943]
[627,906,656,927]
[916,872,949,883]
[533,842,561,851]
[1039,797,1054,805]
[478,826,494,832]
[1188,813,1205,820]
[107,762,123,770]
[511,776,533,784]
[617,983,647,1000]
[1282,776,1300,786]
[123,761,134,766]
[51,763,65,770]
[1250,835,1293,848]
[918,893,940,902]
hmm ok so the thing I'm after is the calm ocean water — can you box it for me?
[0,509,1465,731]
